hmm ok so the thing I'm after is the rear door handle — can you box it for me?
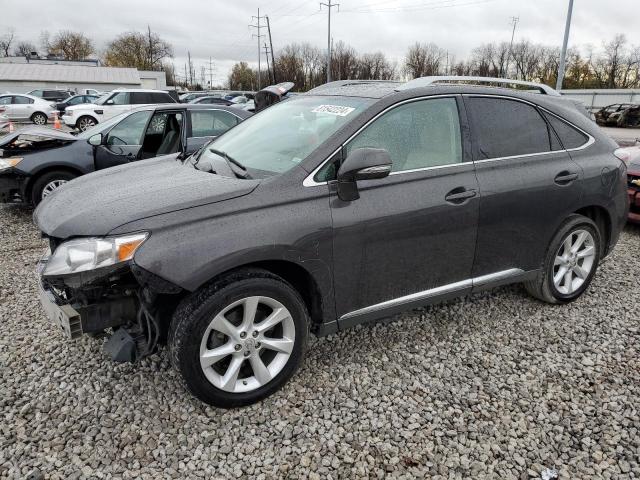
[554,171,579,185]
[445,188,477,204]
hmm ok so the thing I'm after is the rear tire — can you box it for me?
[31,112,47,125]
[525,214,601,304]
[30,171,77,206]
[169,268,309,408]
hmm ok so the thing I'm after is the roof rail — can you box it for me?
[397,76,561,96]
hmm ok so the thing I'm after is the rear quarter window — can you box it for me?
[542,112,589,150]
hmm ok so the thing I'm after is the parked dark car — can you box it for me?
[33,79,628,408]
[191,96,233,106]
[27,89,74,102]
[0,104,251,205]
[595,103,640,128]
[55,94,100,115]
[179,92,211,103]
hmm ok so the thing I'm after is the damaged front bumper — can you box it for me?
[0,170,27,203]
[36,251,182,361]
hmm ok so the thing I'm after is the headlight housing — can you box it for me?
[0,158,23,172]
[43,233,148,276]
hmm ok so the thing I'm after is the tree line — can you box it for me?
[229,34,640,91]
[1,26,638,92]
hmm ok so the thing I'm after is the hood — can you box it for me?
[34,155,260,239]
[0,127,77,147]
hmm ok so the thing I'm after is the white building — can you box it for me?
[0,60,168,94]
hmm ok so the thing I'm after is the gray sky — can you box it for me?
[2,0,636,85]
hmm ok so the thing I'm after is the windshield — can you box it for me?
[196,95,373,178]
[76,110,139,139]
[94,92,113,105]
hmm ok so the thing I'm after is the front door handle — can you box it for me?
[445,188,477,204]
[554,171,579,185]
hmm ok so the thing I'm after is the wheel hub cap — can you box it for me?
[553,229,596,295]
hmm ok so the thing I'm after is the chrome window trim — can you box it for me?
[339,268,524,321]
[303,94,461,187]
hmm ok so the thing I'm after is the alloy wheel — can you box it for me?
[33,114,46,125]
[79,117,96,131]
[553,229,596,295]
[199,296,295,393]
[41,179,68,199]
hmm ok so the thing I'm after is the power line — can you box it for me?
[249,8,267,88]
[320,0,340,83]
[505,15,519,78]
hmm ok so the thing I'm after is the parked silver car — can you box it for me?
[0,94,57,125]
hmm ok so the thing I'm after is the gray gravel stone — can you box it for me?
[0,204,639,479]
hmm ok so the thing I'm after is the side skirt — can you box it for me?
[334,268,539,331]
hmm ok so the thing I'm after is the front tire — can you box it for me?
[169,269,309,408]
[31,112,47,125]
[30,171,77,206]
[525,214,601,304]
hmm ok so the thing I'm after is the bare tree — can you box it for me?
[0,28,15,57]
[14,41,37,57]
[48,30,94,60]
[331,41,359,80]
[358,52,395,80]
[105,29,173,70]
[403,42,445,79]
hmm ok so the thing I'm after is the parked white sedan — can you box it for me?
[0,94,57,125]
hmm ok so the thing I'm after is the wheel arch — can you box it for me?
[30,111,48,122]
[24,165,84,202]
[196,260,327,333]
[573,205,612,256]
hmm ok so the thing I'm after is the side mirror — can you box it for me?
[105,99,114,105]
[87,133,103,146]
[336,147,392,201]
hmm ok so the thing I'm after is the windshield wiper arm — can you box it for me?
[208,148,252,179]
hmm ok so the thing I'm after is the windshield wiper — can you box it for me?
[208,148,252,179]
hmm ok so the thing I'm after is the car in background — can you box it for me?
[63,89,178,131]
[55,94,100,115]
[595,103,640,128]
[0,104,251,205]
[621,146,640,223]
[190,96,233,106]
[0,94,57,125]
[27,89,74,102]
[0,112,9,131]
[179,92,211,103]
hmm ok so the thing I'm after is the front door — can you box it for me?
[330,97,480,325]
[94,110,152,170]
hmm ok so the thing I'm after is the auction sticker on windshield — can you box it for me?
[311,105,356,116]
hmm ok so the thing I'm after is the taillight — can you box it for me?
[614,148,631,166]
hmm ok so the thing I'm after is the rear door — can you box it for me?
[330,96,480,325]
[10,96,34,121]
[464,95,584,278]
[93,110,153,170]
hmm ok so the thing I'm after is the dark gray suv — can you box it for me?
[34,79,629,407]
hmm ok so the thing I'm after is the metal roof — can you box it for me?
[0,63,140,85]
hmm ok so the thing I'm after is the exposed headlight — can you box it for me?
[0,157,23,172]
[43,233,148,276]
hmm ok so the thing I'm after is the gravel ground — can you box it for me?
[0,204,639,480]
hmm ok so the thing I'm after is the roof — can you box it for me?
[0,63,140,85]
[306,80,402,98]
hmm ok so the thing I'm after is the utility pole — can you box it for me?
[266,16,277,83]
[263,43,272,84]
[320,0,339,83]
[249,9,266,89]
[505,16,519,78]
[556,0,574,91]
[207,57,214,89]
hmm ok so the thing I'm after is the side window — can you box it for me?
[151,92,172,103]
[109,92,130,105]
[466,97,551,159]
[130,92,151,104]
[13,96,33,105]
[67,96,82,105]
[0,96,11,105]
[542,112,589,150]
[106,110,152,146]
[190,110,239,137]
[30,90,43,97]
[345,98,462,173]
